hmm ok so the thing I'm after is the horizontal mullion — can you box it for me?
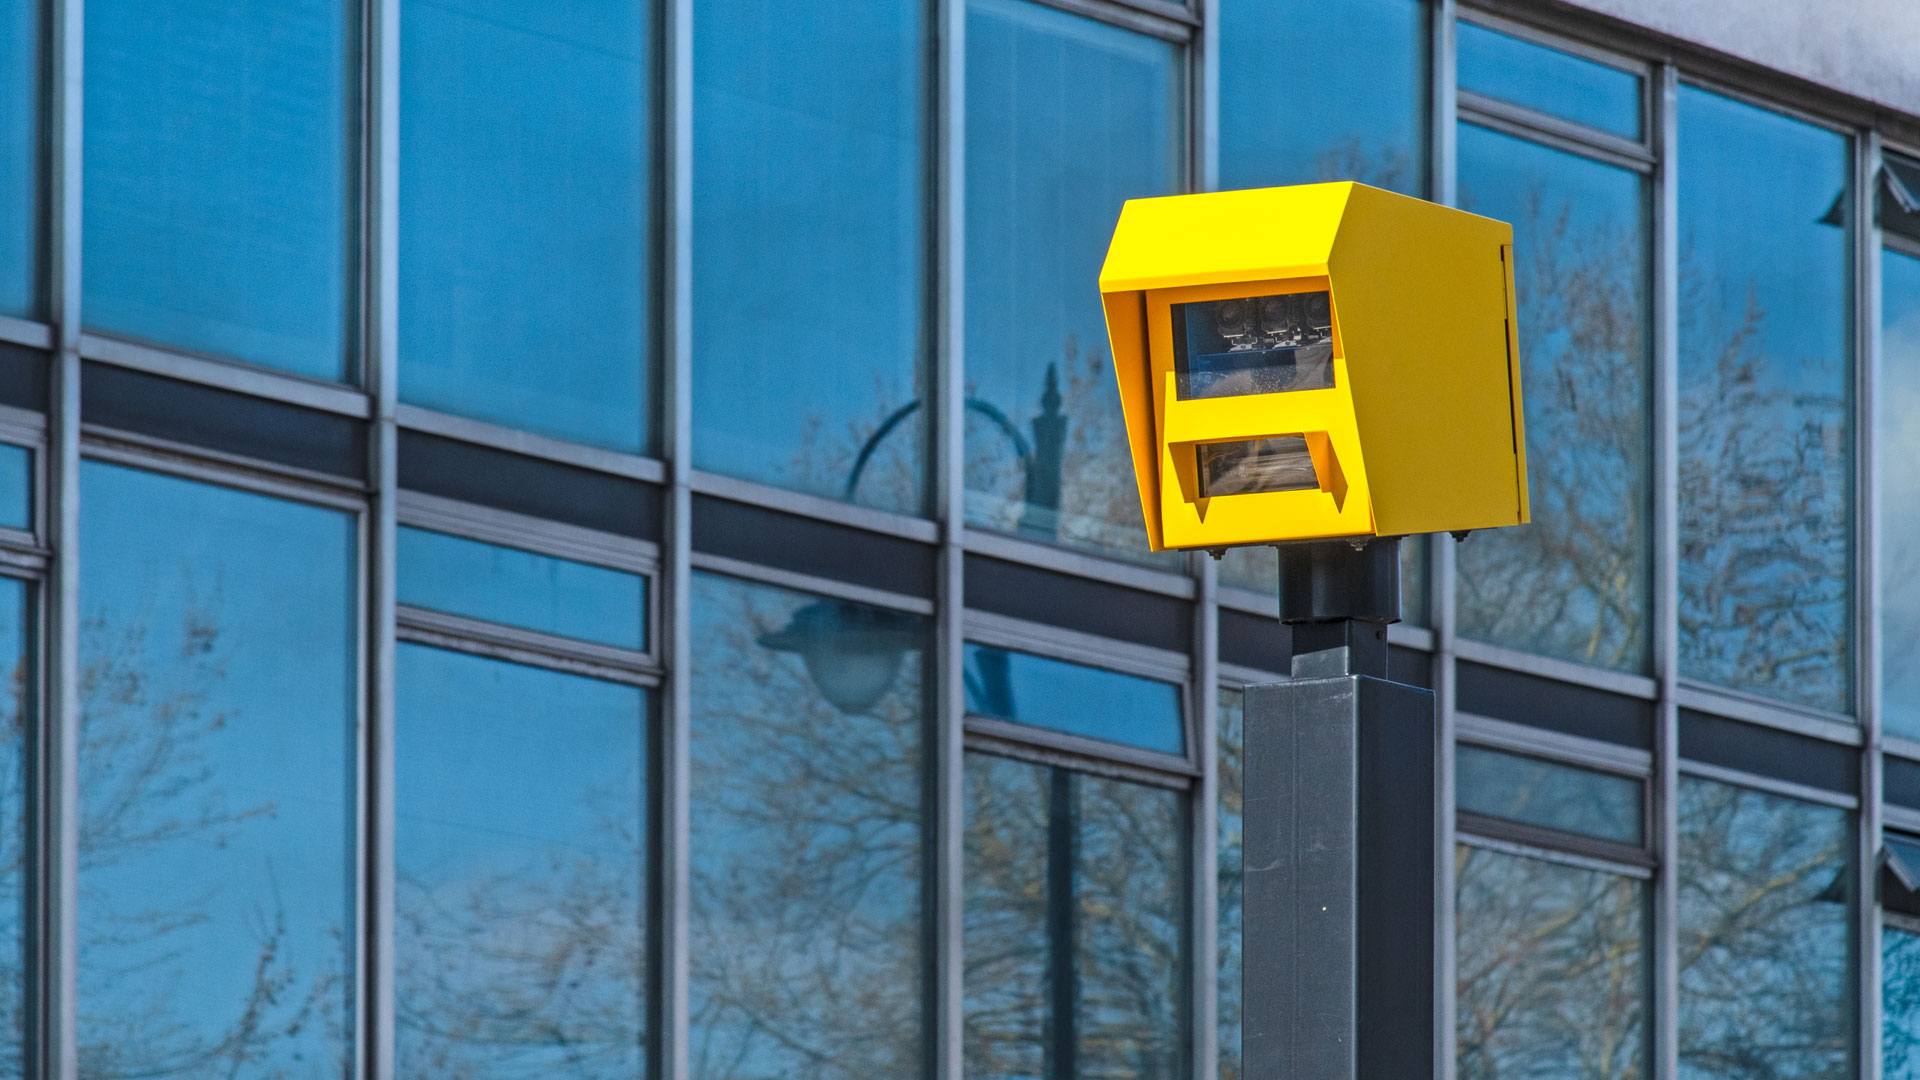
[79,333,373,419]
[81,429,370,512]
[396,605,661,684]
[963,726,1196,790]
[1458,92,1656,171]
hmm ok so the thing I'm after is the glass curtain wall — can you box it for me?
[1881,161,1920,738]
[0,580,25,1075]
[0,0,36,321]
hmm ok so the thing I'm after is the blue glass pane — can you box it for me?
[693,0,925,515]
[0,0,37,319]
[1217,689,1245,1079]
[395,644,648,1074]
[0,445,30,533]
[963,643,1183,755]
[1455,124,1651,672]
[963,754,1185,1076]
[1677,87,1851,712]
[1455,744,1643,845]
[1457,21,1641,141]
[1457,846,1646,1079]
[400,0,651,452]
[1677,779,1849,1078]
[688,573,926,1076]
[1888,927,1920,1080]
[1883,246,1920,739]
[1218,0,1424,194]
[0,580,24,1076]
[83,0,352,380]
[397,526,647,651]
[78,463,355,1073]
[964,0,1181,563]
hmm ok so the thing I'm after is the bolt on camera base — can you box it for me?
[1242,535,1437,1080]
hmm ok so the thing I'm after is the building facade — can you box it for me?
[1,0,1920,1077]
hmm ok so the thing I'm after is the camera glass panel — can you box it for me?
[1196,435,1319,498]
[1172,290,1335,400]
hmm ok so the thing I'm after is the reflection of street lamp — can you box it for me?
[763,367,1068,713]
[757,600,921,715]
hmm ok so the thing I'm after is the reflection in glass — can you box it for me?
[1456,744,1643,845]
[1456,845,1645,1080]
[694,0,926,514]
[0,581,25,1075]
[1456,21,1642,141]
[400,0,651,451]
[688,573,925,1078]
[1888,925,1920,1080]
[963,643,1184,755]
[84,0,352,380]
[0,0,36,319]
[78,463,355,1075]
[0,446,29,533]
[964,752,1185,1079]
[1455,124,1651,673]
[395,644,648,1077]
[1218,689,1245,1080]
[1882,247,1920,738]
[964,0,1182,561]
[1174,292,1335,400]
[1677,778,1850,1080]
[1677,87,1852,712]
[1219,539,1430,628]
[397,526,647,651]
[1218,0,1425,194]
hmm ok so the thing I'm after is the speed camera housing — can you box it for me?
[1099,181,1529,552]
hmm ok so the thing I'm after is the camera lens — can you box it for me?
[1258,295,1293,336]
[1214,299,1251,336]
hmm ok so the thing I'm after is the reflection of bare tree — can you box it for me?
[688,574,924,1080]
[0,603,25,1069]
[1677,265,1848,709]
[1676,780,1849,1080]
[964,753,1184,1080]
[1454,185,1649,671]
[1456,847,1644,1080]
[1885,927,1920,1076]
[1217,692,1245,1080]
[77,605,346,1079]
[787,369,927,516]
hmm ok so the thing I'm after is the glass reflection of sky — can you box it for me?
[397,525,647,651]
[693,0,925,515]
[1455,123,1650,673]
[1456,744,1642,846]
[83,0,352,381]
[1218,0,1425,194]
[1886,927,1920,1080]
[1677,86,1851,712]
[963,643,1184,756]
[395,643,648,1077]
[0,580,24,1075]
[1457,21,1642,141]
[0,445,31,534]
[964,0,1181,562]
[78,462,355,1075]
[1882,248,1920,740]
[401,0,651,452]
[0,0,35,319]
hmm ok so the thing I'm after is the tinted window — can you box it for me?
[400,0,652,451]
[964,0,1182,562]
[0,581,25,1075]
[963,643,1184,756]
[1457,22,1641,140]
[397,526,648,651]
[1677,778,1850,1079]
[1456,124,1651,673]
[1677,87,1852,712]
[1218,687,1245,1079]
[0,0,36,319]
[1888,925,1920,1080]
[1883,245,1920,739]
[395,645,648,1074]
[1456,744,1643,845]
[78,463,356,1073]
[688,573,926,1078]
[964,752,1185,1079]
[84,0,354,380]
[694,0,926,515]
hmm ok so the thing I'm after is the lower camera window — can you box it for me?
[1196,435,1319,497]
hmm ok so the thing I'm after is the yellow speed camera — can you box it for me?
[1099,181,1529,552]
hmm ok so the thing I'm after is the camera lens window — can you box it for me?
[1173,290,1335,400]
[1196,435,1320,497]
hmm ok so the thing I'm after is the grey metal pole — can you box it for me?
[1242,537,1438,1080]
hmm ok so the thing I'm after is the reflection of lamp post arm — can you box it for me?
[841,364,1067,544]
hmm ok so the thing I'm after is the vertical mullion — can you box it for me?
[658,0,695,1073]
[1191,1,1220,1077]
[932,0,967,1072]
[42,0,83,1070]
[363,0,399,1072]
[1429,6,1459,1080]
[1651,60,1682,1080]
[1859,127,1884,1080]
